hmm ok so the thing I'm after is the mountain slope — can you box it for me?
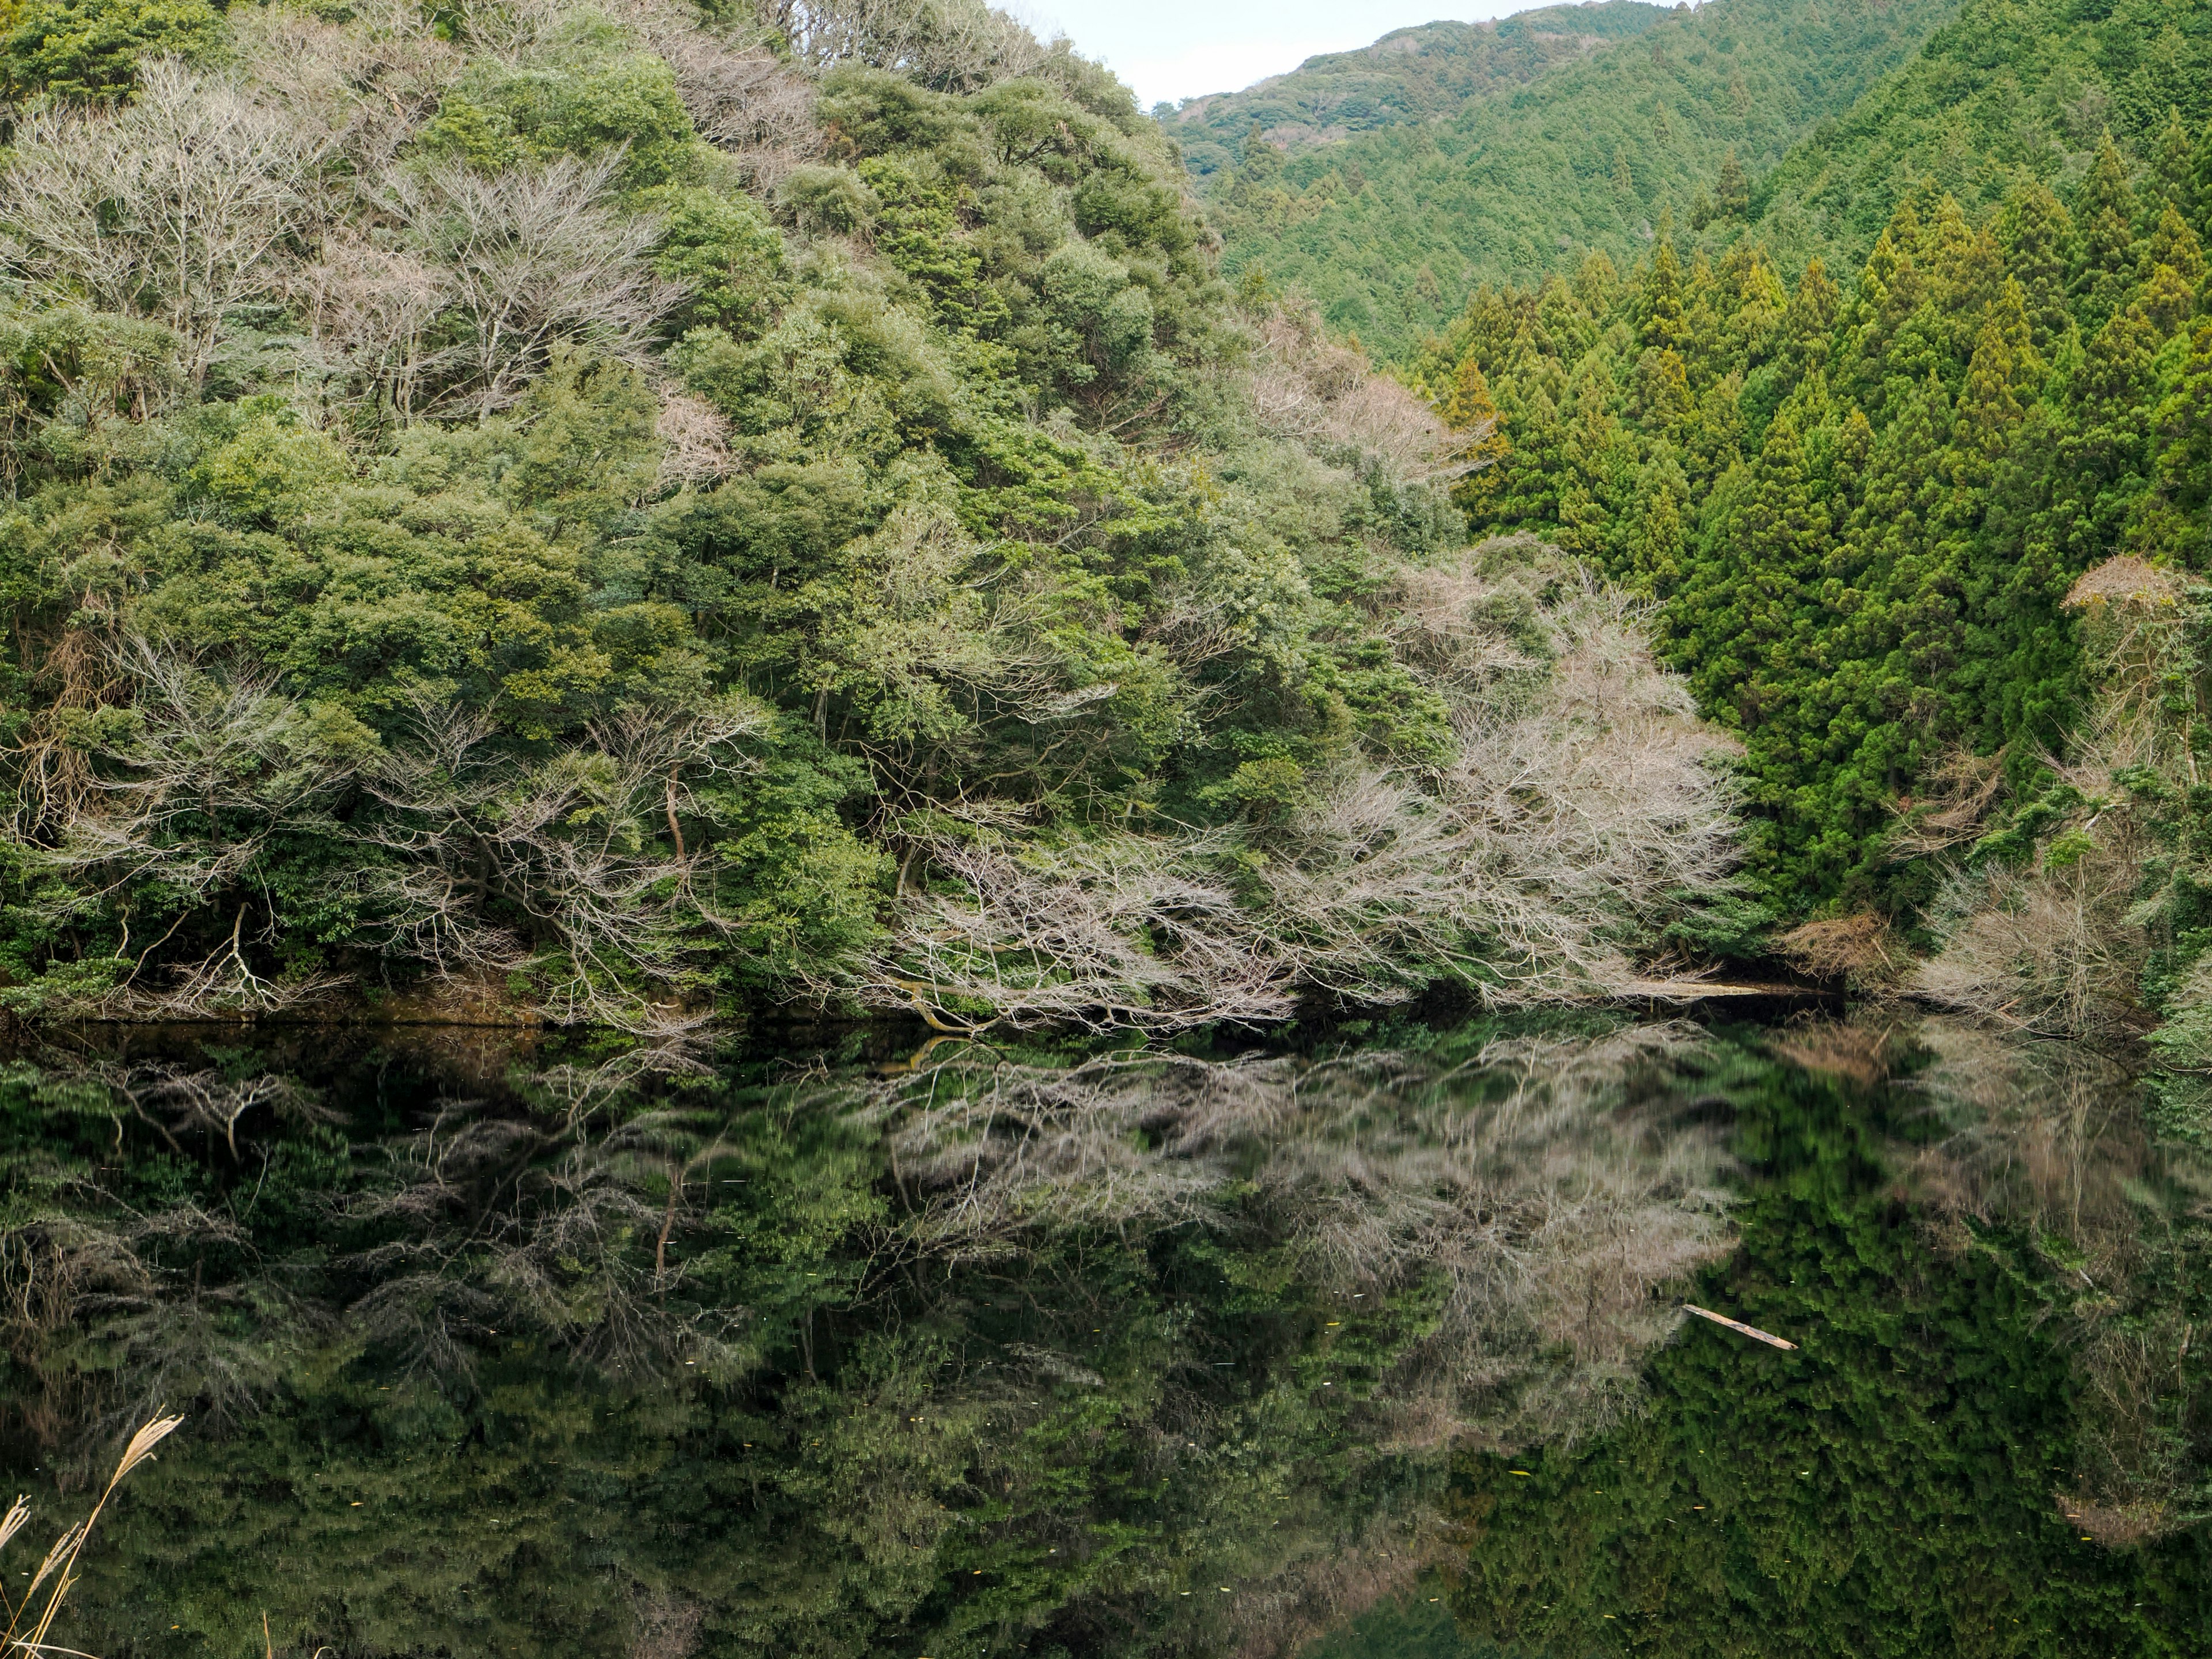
[1204,0,1959,359]
[1401,0,2212,1061]
[1749,0,2212,264]
[1159,3,1666,180]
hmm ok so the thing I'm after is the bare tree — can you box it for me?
[354,692,772,1031]
[875,1025,1733,1445]
[858,543,1743,1031]
[21,637,767,1029]
[1911,557,2207,1038]
[290,232,454,423]
[852,830,1291,1033]
[758,0,1050,91]
[1,60,327,389]
[380,154,683,418]
[1240,305,1474,490]
[618,0,821,186]
[225,4,459,179]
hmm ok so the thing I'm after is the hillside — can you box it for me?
[1158,2,1666,179]
[1204,0,1958,359]
[1408,0,2212,1051]
[0,0,1744,1033]
[1747,0,2212,266]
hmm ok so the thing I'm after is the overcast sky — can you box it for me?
[1024,0,1532,111]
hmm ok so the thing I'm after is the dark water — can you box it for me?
[1,1016,2206,1657]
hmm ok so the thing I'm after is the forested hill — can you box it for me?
[1157,2,1666,181]
[0,0,1745,1033]
[1410,0,2212,1054]
[1748,0,2211,268]
[1202,0,1959,360]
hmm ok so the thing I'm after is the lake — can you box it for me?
[1,1014,2206,1656]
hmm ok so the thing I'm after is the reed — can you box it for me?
[0,1413,182,1657]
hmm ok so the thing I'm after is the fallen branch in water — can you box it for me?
[1681,1304,1796,1350]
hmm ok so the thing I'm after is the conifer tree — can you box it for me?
[2072,136,2142,332]
[1995,181,2077,355]
[2155,108,2196,219]
[2134,320,2212,569]
[1439,352,1511,513]
[1638,241,1688,353]
[1624,444,1690,597]
[1717,150,1750,220]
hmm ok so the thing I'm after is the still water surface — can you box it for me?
[2,1016,2206,1656]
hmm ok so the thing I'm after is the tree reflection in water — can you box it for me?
[0,1016,2202,1657]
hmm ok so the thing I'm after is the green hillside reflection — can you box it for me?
[0,1019,2201,1657]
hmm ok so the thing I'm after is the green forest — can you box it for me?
[0,0,1749,1037]
[1396,0,2212,1063]
[1195,0,1961,358]
[6,1018,2203,1658]
[1156,2,1665,179]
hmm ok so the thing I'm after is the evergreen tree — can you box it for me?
[2072,135,2142,332]
[1717,150,1750,219]
[1440,353,1512,513]
[1638,240,1689,351]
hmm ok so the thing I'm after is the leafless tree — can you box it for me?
[22,636,767,1029]
[859,544,1743,1031]
[757,0,1051,92]
[1,60,328,389]
[1911,557,2206,1038]
[353,691,772,1031]
[225,4,459,179]
[875,1024,1734,1445]
[851,830,1291,1033]
[1240,305,1474,489]
[380,155,683,418]
[1905,1017,2192,1535]
[290,232,454,423]
[656,389,738,486]
[619,0,821,185]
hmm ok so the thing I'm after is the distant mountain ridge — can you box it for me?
[1159,3,1668,180]
[1196,0,1960,359]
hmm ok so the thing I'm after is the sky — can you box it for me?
[1022,0,1532,112]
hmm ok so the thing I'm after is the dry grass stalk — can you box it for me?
[0,1414,181,1652]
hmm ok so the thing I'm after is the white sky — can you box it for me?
[1022,1,1533,111]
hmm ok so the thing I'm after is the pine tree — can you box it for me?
[2072,135,2142,333]
[1717,150,1750,220]
[1638,241,1688,353]
[1439,353,1511,514]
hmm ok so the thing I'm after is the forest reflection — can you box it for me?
[0,1015,2202,1657]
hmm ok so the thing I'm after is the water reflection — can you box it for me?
[0,1016,2201,1657]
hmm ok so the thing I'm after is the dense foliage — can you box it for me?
[1197,0,1956,359]
[0,0,1745,1033]
[1154,3,1664,178]
[1410,112,2212,926]
[3,1017,2200,1658]
[1750,0,2212,272]
[0,1021,1734,1657]
[1441,1027,2212,1657]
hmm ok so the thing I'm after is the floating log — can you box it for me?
[1682,1304,1797,1350]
